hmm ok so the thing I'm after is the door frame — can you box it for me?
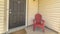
[6,0,28,31]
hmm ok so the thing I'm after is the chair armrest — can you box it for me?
[42,19,45,22]
[41,19,45,24]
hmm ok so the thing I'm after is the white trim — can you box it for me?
[6,0,9,31]
[25,0,28,26]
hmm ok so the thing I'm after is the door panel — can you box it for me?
[9,0,26,29]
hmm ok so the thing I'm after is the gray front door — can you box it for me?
[9,0,26,29]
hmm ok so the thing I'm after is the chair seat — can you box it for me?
[34,23,44,27]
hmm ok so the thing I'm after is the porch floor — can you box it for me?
[25,25,57,34]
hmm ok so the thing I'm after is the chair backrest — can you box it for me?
[35,13,42,23]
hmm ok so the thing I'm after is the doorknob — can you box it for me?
[9,9,12,11]
[9,9,12,14]
[9,11,12,14]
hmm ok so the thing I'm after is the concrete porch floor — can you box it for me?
[25,26,57,34]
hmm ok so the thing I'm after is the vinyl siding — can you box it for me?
[0,0,5,34]
[39,0,60,32]
[28,0,38,25]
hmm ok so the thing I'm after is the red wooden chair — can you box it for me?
[33,13,45,32]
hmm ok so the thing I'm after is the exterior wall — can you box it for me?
[0,0,6,34]
[39,0,60,32]
[28,0,38,25]
[0,0,8,34]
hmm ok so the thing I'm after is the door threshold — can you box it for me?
[4,26,27,34]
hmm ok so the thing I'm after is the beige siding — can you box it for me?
[0,0,5,34]
[39,0,60,32]
[28,0,38,25]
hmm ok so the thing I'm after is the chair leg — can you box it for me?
[43,27,45,32]
[33,26,35,31]
[43,29,45,32]
[42,26,45,32]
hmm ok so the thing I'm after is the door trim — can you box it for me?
[6,0,28,31]
[6,0,9,31]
